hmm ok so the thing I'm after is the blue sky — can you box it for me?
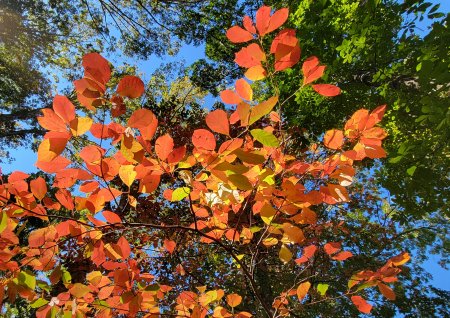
[1,0,448,294]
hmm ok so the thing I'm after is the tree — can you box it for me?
[0,6,413,317]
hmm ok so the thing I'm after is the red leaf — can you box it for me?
[255,6,271,36]
[302,56,325,85]
[206,110,230,136]
[295,245,317,264]
[167,146,186,164]
[324,242,341,255]
[220,90,242,104]
[378,283,396,300]
[243,15,256,34]
[332,251,353,261]
[235,43,266,68]
[323,129,344,149]
[82,53,111,85]
[226,26,254,43]
[110,95,126,117]
[92,240,106,266]
[270,29,301,71]
[116,236,131,259]
[128,109,157,130]
[235,79,253,101]
[312,84,341,97]
[8,171,29,183]
[256,6,289,36]
[155,134,174,161]
[192,129,216,151]
[103,211,122,224]
[53,95,75,124]
[30,177,47,200]
[366,104,387,129]
[117,75,145,98]
[351,296,372,314]
[164,239,176,254]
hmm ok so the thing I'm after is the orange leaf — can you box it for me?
[206,110,230,135]
[312,84,341,97]
[235,43,266,68]
[323,129,344,149]
[128,109,157,130]
[155,134,174,161]
[111,95,126,117]
[324,242,341,255]
[117,75,145,98]
[82,53,111,85]
[243,16,256,34]
[38,109,67,132]
[164,239,176,254]
[30,177,47,200]
[220,90,242,104]
[226,293,242,308]
[116,236,131,259]
[256,6,289,36]
[389,252,410,266]
[244,65,267,81]
[366,104,387,129]
[332,251,353,261]
[192,129,216,151]
[53,95,75,124]
[36,156,70,173]
[270,29,300,71]
[378,283,396,300]
[226,26,254,43]
[103,211,122,224]
[237,102,251,126]
[55,189,74,210]
[37,136,69,162]
[235,79,253,101]
[296,281,311,301]
[302,56,325,85]
[351,296,372,314]
[295,245,317,264]
[249,96,279,125]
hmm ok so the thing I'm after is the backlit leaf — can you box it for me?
[226,26,254,43]
[192,129,216,151]
[251,129,279,147]
[297,281,311,301]
[351,296,372,314]
[206,110,229,135]
[155,134,174,161]
[117,75,145,98]
[312,84,341,97]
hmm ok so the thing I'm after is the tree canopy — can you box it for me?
[1,1,449,317]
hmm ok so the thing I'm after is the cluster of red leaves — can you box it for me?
[0,5,408,318]
[226,6,340,96]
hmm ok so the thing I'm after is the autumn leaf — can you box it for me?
[226,26,254,43]
[206,110,230,136]
[192,129,216,151]
[117,75,145,98]
[351,296,372,314]
[297,281,311,301]
[323,129,344,149]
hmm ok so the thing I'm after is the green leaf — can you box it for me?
[62,269,72,284]
[407,165,417,176]
[250,129,279,147]
[317,283,329,296]
[30,298,49,308]
[18,271,36,290]
[171,187,191,201]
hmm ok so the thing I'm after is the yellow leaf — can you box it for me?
[119,165,136,187]
[261,203,276,225]
[279,244,292,263]
[70,117,93,136]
